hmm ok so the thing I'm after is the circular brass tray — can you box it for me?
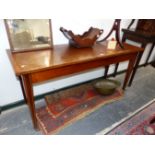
[94,79,121,95]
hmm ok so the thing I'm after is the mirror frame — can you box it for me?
[4,19,53,52]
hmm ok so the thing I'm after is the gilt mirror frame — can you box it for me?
[4,19,53,52]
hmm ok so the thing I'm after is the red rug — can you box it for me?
[36,82,123,135]
[105,99,155,135]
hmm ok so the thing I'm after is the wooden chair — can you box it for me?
[113,19,155,86]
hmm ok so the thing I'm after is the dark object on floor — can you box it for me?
[150,117,155,124]
[151,61,155,68]
[106,99,155,135]
[36,82,123,134]
[94,79,121,95]
[60,27,103,48]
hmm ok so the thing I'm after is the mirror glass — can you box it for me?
[5,19,53,51]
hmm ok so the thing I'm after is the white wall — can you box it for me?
[0,19,155,106]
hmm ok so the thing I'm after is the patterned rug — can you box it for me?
[99,99,155,135]
[36,82,123,135]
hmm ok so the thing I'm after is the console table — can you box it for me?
[7,42,144,129]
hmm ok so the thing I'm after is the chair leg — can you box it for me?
[128,52,143,86]
[144,43,155,66]
[128,43,145,86]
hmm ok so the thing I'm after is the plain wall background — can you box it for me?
[0,19,155,106]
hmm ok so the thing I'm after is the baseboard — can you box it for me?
[1,63,151,112]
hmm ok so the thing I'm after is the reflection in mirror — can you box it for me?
[5,19,53,51]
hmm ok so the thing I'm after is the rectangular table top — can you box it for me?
[7,42,144,75]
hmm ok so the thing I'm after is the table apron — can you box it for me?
[30,53,138,83]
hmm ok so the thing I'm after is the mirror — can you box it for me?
[5,19,53,52]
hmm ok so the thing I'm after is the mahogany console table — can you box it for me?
[7,42,144,129]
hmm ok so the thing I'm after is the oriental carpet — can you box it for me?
[99,99,155,135]
[36,82,123,134]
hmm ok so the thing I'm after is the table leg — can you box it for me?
[22,74,38,129]
[18,76,27,103]
[123,54,138,90]
[113,63,119,77]
[104,66,109,78]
